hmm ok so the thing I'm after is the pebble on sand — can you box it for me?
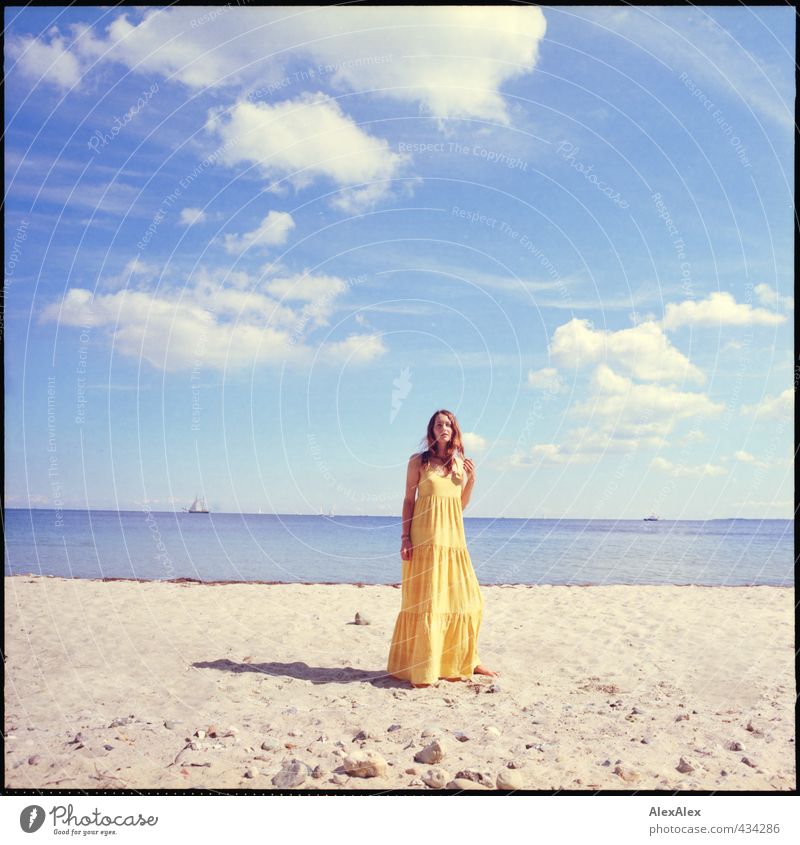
[414,740,444,765]
[342,750,388,779]
[446,778,487,790]
[496,769,524,790]
[676,757,694,774]
[271,759,311,788]
[354,613,370,626]
[422,768,450,789]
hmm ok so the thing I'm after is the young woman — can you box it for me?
[387,409,498,687]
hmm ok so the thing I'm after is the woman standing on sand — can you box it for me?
[387,409,498,688]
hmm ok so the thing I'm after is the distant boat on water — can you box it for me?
[643,514,659,521]
[187,495,210,514]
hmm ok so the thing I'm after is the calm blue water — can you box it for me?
[3,509,793,586]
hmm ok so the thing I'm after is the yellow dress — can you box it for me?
[387,457,485,685]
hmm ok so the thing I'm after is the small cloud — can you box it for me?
[650,457,727,477]
[741,388,793,421]
[734,450,770,469]
[223,210,295,254]
[179,207,207,226]
[663,292,786,330]
[527,367,562,392]
[754,283,793,312]
[462,432,488,453]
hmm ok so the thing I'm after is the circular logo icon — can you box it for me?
[19,806,46,833]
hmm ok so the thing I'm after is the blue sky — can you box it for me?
[4,5,794,518]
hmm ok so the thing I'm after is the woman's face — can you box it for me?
[432,414,453,448]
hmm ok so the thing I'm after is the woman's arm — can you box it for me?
[400,455,420,559]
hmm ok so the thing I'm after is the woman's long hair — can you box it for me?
[418,409,464,474]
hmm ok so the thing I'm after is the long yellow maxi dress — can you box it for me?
[387,457,485,685]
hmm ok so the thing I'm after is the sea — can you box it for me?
[3,509,794,586]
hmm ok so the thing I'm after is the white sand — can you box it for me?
[4,576,795,790]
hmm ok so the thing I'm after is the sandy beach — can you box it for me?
[4,576,795,791]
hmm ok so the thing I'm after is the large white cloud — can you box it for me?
[549,318,704,384]
[207,94,409,212]
[663,291,786,330]
[11,7,547,121]
[6,29,84,90]
[741,389,793,421]
[40,269,385,371]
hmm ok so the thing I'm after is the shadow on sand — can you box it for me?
[192,659,410,688]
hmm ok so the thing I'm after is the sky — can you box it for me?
[3,5,795,518]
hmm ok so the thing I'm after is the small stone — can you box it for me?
[496,769,524,790]
[720,770,728,776]
[455,769,494,788]
[486,684,501,694]
[453,731,470,742]
[414,740,444,765]
[102,744,114,751]
[164,720,183,730]
[675,714,690,722]
[507,760,525,769]
[261,739,278,751]
[195,730,206,739]
[421,727,439,738]
[27,755,41,765]
[485,726,501,738]
[741,756,758,768]
[387,724,401,732]
[342,750,388,778]
[271,759,311,788]
[352,729,369,741]
[601,759,611,767]
[288,730,303,738]
[726,741,744,752]
[331,774,348,785]
[446,778,487,790]
[641,738,651,745]
[422,768,450,789]
[354,612,370,625]
[405,767,418,775]
[312,765,326,780]
[244,767,259,779]
[676,757,694,774]
[613,765,640,783]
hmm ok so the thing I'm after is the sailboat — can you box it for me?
[643,514,659,521]
[188,495,210,513]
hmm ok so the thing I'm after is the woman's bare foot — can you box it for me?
[473,664,499,677]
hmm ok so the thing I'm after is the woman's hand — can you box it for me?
[400,537,413,561]
[463,457,476,482]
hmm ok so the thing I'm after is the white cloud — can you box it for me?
[102,257,162,291]
[574,364,724,433]
[462,432,488,453]
[13,7,547,122]
[549,318,705,383]
[40,268,384,371]
[511,444,593,466]
[734,450,769,469]
[741,388,793,421]
[179,207,207,226]
[651,457,727,477]
[6,30,84,90]
[754,283,794,312]
[527,367,563,392]
[223,211,295,254]
[207,94,409,212]
[663,291,786,330]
